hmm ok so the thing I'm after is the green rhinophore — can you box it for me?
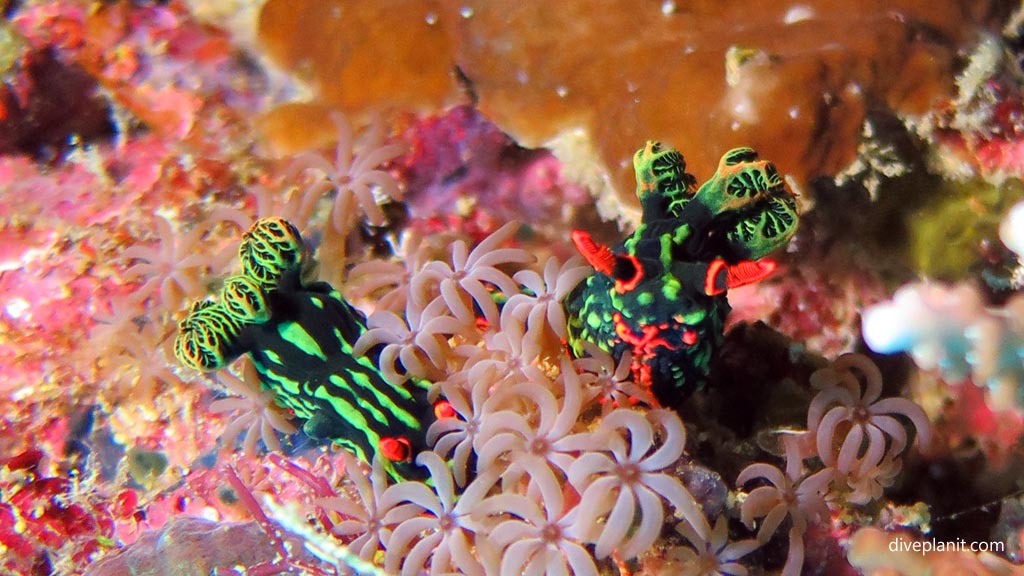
[175,299,243,372]
[238,217,305,289]
[220,275,270,323]
[566,142,799,404]
[175,218,433,481]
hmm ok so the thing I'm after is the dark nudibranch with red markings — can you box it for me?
[566,142,799,404]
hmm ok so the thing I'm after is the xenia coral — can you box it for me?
[416,220,535,327]
[284,112,404,236]
[736,353,930,576]
[208,358,298,455]
[805,354,930,503]
[568,408,708,560]
[120,215,219,313]
[170,212,746,573]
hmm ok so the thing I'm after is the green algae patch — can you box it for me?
[910,178,1024,280]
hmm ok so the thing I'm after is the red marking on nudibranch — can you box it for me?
[613,312,678,387]
[704,259,728,296]
[726,259,776,288]
[433,400,456,420]
[571,229,615,275]
[613,254,643,293]
[705,258,776,295]
[379,437,413,462]
[613,313,675,353]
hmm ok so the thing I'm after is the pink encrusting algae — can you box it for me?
[3,1,1024,575]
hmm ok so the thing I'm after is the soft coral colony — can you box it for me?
[166,139,796,571]
[156,133,932,576]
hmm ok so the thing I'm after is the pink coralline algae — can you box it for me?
[0,448,124,575]
[394,106,593,235]
[913,32,1024,183]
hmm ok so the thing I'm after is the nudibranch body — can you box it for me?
[566,142,799,404]
[175,218,432,481]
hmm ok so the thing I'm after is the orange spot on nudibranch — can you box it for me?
[379,437,413,462]
[433,400,457,420]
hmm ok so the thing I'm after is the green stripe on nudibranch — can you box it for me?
[348,371,419,428]
[327,375,390,426]
[278,321,327,361]
[333,328,354,354]
[313,386,380,445]
[262,349,283,365]
[253,361,303,396]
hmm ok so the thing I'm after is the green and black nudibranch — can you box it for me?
[565,142,799,403]
[173,141,797,477]
[174,217,434,481]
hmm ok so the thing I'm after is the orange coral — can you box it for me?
[256,0,1006,213]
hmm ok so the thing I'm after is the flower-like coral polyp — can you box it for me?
[567,141,799,405]
[209,358,298,455]
[736,455,831,576]
[120,215,214,311]
[285,112,404,235]
[807,354,930,467]
[568,408,708,560]
[806,353,931,499]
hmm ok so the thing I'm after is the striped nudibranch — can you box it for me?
[175,218,434,481]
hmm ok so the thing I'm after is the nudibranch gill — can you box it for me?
[566,142,799,404]
[174,217,433,481]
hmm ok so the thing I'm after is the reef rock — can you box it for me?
[256,0,1008,221]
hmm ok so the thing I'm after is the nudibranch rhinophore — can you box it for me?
[566,142,799,404]
[174,217,433,481]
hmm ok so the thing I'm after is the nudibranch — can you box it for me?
[566,142,799,404]
[175,217,433,480]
